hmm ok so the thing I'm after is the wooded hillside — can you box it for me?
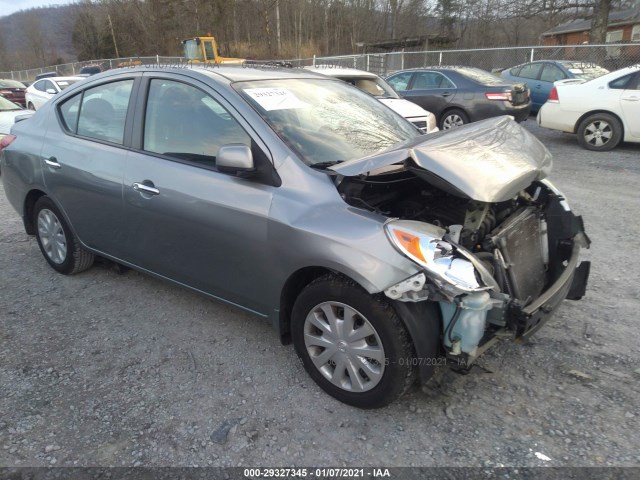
[0,0,634,71]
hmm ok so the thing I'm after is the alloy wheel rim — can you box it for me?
[37,209,67,264]
[443,114,464,129]
[303,301,385,392]
[584,120,613,147]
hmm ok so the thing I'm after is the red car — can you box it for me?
[0,79,27,107]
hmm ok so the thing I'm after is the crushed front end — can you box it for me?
[332,116,590,376]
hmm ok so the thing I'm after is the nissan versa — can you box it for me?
[0,66,590,408]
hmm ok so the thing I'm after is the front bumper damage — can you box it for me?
[385,186,591,383]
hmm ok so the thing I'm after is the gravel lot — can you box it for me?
[1,119,639,469]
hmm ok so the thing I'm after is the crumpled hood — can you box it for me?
[330,116,552,203]
[378,98,430,118]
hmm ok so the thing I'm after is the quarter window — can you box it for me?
[76,79,134,144]
[59,93,82,132]
[33,81,46,92]
[143,79,251,168]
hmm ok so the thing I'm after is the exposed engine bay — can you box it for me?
[336,166,590,361]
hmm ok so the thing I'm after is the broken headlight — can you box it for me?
[385,220,493,297]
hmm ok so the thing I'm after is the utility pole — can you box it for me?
[108,14,120,58]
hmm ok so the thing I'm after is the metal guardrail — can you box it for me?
[2,44,639,81]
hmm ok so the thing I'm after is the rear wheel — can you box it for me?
[33,196,94,274]
[292,275,416,408]
[577,113,622,151]
[440,109,468,130]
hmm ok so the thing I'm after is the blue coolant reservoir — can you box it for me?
[441,291,492,357]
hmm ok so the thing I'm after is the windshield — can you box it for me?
[337,76,399,98]
[0,95,21,111]
[0,80,26,88]
[457,67,506,85]
[54,79,79,91]
[183,40,204,61]
[564,63,609,80]
[235,78,419,165]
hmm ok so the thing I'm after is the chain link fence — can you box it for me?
[0,56,184,83]
[2,45,639,82]
[288,44,640,76]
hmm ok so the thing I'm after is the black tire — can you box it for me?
[576,113,622,151]
[27,102,35,110]
[33,196,94,275]
[439,109,468,130]
[291,274,416,408]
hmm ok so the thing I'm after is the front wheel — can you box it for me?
[577,113,622,151]
[439,109,468,130]
[292,275,416,408]
[33,196,94,275]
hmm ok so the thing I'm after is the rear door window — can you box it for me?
[540,64,567,82]
[516,63,543,80]
[386,72,413,91]
[76,79,134,144]
[412,72,455,89]
[142,79,251,168]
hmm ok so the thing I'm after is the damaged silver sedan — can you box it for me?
[0,66,590,408]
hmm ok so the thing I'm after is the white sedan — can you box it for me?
[538,65,640,151]
[25,76,84,110]
[305,66,438,133]
[0,95,34,137]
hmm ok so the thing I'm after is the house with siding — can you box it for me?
[540,8,640,46]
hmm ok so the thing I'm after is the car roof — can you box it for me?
[303,66,379,78]
[86,65,330,85]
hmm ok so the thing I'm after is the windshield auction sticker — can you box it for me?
[244,87,309,111]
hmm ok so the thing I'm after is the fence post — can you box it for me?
[401,50,405,70]
[439,51,443,66]
[313,55,316,67]
[366,54,370,72]
[157,54,160,66]
[530,48,535,62]
[353,56,356,68]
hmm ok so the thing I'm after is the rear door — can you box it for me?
[121,73,276,313]
[41,74,140,258]
[400,71,456,115]
[513,63,545,108]
[620,72,640,137]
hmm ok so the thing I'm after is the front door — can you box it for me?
[122,76,276,314]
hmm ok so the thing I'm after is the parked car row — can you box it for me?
[538,64,640,151]
[1,65,590,407]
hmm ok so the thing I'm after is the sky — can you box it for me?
[0,0,76,18]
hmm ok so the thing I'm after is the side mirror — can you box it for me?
[217,144,255,177]
[45,88,57,95]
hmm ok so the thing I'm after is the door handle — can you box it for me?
[622,97,639,101]
[132,182,160,195]
[43,156,61,169]
[441,92,452,97]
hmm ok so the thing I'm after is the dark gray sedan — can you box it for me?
[0,66,589,408]
[386,67,531,129]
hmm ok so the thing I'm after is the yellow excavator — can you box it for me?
[181,36,245,65]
